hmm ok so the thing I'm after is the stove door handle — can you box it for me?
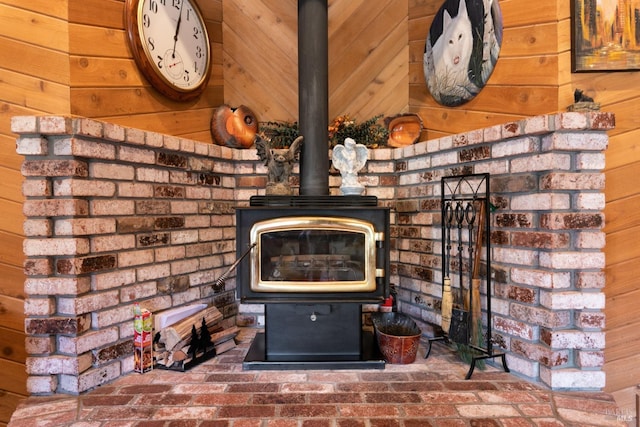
[213,243,256,290]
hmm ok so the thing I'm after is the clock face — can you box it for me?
[126,0,211,101]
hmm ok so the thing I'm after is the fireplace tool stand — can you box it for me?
[425,173,509,379]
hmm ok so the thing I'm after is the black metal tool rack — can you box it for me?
[425,173,509,379]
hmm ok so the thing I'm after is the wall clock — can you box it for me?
[124,0,211,102]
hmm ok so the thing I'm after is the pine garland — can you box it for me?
[260,120,300,148]
[259,114,388,149]
[328,114,388,148]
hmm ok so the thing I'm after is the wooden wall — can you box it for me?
[67,0,224,142]
[408,0,569,139]
[222,0,410,123]
[576,75,640,392]
[0,2,68,423]
[408,0,640,393]
[0,1,223,424]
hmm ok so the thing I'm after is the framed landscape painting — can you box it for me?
[572,0,640,71]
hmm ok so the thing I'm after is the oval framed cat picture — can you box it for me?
[424,0,503,107]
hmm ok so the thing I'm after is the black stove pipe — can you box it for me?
[298,0,329,196]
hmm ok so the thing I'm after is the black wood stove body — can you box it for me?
[236,195,390,370]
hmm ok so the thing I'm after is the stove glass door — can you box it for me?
[260,229,365,282]
[250,216,378,293]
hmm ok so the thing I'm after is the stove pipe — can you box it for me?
[298,0,329,196]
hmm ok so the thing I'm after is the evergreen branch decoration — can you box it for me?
[259,115,389,149]
[260,120,300,148]
[328,114,388,148]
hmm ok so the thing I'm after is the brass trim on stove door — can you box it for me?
[249,216,379,293]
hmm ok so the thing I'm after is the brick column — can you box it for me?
[392,112,613,390]
[13,116,239,394]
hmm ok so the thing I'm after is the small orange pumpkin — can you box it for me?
[384,113,423,148]
[211,104,259,148]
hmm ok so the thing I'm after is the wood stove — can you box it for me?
[237,195,390,369]
[234,0,390,370]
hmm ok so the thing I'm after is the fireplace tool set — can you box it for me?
[426,173,509,379]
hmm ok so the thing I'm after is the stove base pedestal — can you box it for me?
[243,303,385,370]
[243,330,385,370]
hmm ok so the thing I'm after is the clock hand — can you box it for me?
[172,0,185,58]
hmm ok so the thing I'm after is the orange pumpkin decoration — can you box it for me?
[211,104,259,148]
[384,113,423,148]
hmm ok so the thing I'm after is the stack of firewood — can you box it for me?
[154,305,239,369]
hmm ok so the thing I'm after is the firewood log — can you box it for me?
[214,339,237,355]
[160,306,223,350]
[210,326,239,345]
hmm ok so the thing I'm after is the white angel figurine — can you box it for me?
[331,137,368,195]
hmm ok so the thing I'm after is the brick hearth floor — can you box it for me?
[9,328,632,427]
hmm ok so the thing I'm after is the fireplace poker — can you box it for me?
[212,243,256,291]
[465,201,476,313]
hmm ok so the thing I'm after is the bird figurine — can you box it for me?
[331,137,368,195]
[574,89,594,103]
[568,89,600,112]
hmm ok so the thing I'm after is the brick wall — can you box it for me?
[13,111,612,394]
[13,116,243,394]
[390,112,613,390]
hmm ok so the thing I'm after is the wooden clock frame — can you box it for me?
[124,0,212,102]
